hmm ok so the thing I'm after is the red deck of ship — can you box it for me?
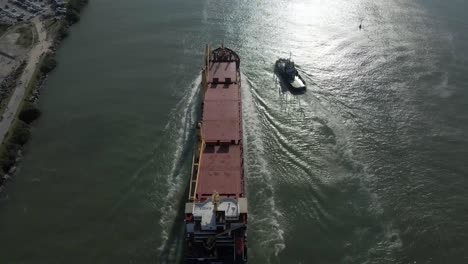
[196,59,244,200]
[197,145,243,198]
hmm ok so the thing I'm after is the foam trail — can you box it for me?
[100,75,202,234]
[157,75,201,262]
[241,73,286,261]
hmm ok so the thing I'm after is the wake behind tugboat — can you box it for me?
[184,45,248,263]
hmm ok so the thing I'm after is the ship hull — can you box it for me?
[184,45,247,264]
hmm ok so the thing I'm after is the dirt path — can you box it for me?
[0,18,52,143]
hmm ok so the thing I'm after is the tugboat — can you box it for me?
[275,57,307,90]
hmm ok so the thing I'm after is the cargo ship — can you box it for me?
[184,45,248,263]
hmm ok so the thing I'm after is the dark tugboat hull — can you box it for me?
[275,58,307,90]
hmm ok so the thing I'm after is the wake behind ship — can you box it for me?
[184,45,248,263]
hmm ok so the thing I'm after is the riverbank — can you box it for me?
[0,0,89,192]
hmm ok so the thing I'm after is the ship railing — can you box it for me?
[209,47,240,69]
[193,239,235,244]
[189,139,205,201]
[193,232,217,237]
[194,236,235,242]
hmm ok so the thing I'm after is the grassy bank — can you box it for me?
[0,119,32,176]
[0,62,27,115]
[0,47,53,175]
[0,24,10,36]
[49,0,90,42]
[15,25,35,48]
[66,0,89,24]
[0,74,43,177]
[68,0,90,15]
[0,1,89,186]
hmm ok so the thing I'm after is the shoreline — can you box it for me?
[0,0,89,193]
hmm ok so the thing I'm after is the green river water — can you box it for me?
[1,0,467,263]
